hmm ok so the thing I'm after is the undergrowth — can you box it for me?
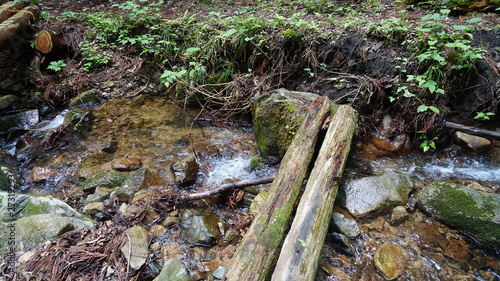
[51,0,497,151]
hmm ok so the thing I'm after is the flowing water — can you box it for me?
[1,94,499,280]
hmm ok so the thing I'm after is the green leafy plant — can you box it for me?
[474,112,495,121]
[47,60,67,72]
[80,42,112,71]
[418,131,438,153]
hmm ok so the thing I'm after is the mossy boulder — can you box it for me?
[69,89,102,107]
[0,192,83,221]
[417,181,500,249]
[0,192,96,254]
[251,89,338,157]
[82,172,128,193]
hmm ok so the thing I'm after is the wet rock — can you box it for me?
[413,218,447,249]
[28,166,54,183]
[62,109,89,127]
[338,173,413,217]
[154,258,191,281]
[112,157,142,171]
[390,206,410,224]
[121,226,149,271]
[443,239,470,264]
[249,191,268,214]
[251,88,339,157]
[102,140,118,153]
[171,155,198,186]
[85,187,115,204]
[77,153,114,178]
[454,131,491,151]
[162,216,178,228]
[0,94,18,110]
[369,133,409,153]
[0,164,19,191]
[69,89,102,107]
[149,224,166,238]
[83,202,104,216]
[329,211,360,239]
[180,209,220,245]
[417,181,500,249]
[115,168,161,200]
[374,242,408,280]
[212,266,226,279]
[82,172,128,193]
[327,232,356,256]
[223,229,239,244]
[0,109,38,133]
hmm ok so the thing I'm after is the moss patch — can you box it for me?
[418,181,500,248]
[251,89,319,157]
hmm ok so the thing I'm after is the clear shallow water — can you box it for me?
[355,149,500,191]
[204,156,277,186]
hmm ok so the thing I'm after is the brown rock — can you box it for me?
[455,131,491,151]
[111,157,142,171]
[374,242,408,280]
[444,239,470,264]
[28,166,54,182]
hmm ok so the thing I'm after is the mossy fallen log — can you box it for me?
[223,96,332,281]
[271,105,358,281]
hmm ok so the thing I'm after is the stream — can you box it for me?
[1,94,499,280]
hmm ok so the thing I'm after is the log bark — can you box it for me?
[271,105,358,281]
[0,3,40,49]
[223,96,332,281]
[0,2,27,24]
[445,121,500,141]
[183,176,275,201]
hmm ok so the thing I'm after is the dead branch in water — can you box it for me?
[183,176,275,201]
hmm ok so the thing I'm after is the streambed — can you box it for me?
[1,93,499,280]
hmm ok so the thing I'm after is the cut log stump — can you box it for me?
[271,105,358,281]
[223,96,332,281]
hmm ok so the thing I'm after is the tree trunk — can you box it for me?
[445,121,500,141]
[271,105,358,281]
[223,96,332,281]
[0,3,40,49]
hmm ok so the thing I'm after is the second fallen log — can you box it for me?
[223,96,332,281]
[271,105,358,281]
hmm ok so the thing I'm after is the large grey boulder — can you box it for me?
[417,181,500,249]
[1,214,94,250]
[251,89,338,157]
[338,173,413,217]
[0,192,96,254]
[0,192,82,221]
